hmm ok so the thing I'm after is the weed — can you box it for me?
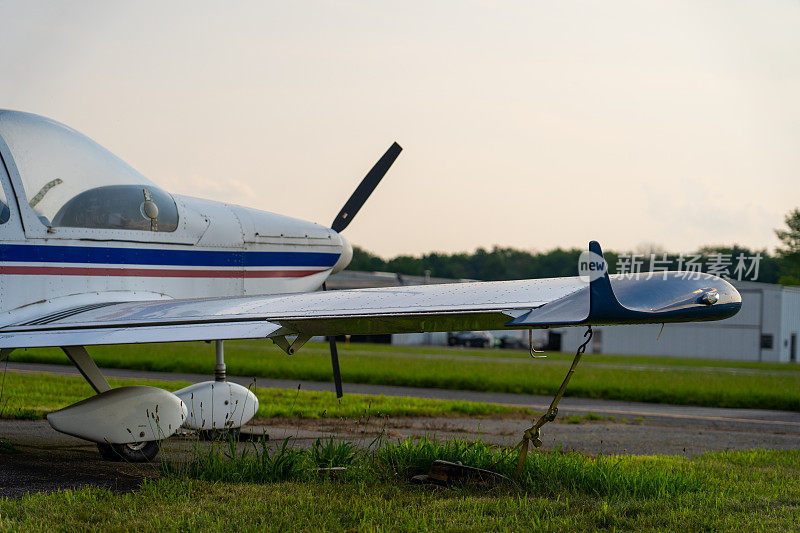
[516,451,700,498]
[170,434,700,501]
[311,437,358,468]
[165,434,311,483]
[562,412,614,424]
[375,435,499,478]
[0,437,18,454]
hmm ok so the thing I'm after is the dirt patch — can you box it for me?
[249,414,800,456]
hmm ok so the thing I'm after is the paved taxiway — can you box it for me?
[0,362,798,496]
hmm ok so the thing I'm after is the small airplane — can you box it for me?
[0,110,741,461]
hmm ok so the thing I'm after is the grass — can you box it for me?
[3,343,796,529]
[311,436,358,468]
[0,371,534,421]
[1,442,798,531]
[563,412,618,424]
[167,434,700,499]
[8,340,800,411]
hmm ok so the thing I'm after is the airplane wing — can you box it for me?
[0,242,741,349]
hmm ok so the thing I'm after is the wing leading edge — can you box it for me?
[0,242,741,349]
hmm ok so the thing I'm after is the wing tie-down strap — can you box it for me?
[491,326,593,478]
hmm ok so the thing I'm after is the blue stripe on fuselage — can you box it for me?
[0,244,339,268]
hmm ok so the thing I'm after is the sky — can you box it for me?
[0,0,798,257]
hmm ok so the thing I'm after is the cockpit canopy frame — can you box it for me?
[0,110,198,244]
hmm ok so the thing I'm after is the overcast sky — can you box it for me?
[0,1,798,257]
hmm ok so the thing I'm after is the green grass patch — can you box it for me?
[9,340,800,411]
[563,412,615,424]
[1,445,798,531]
[168,435,699,500]
[0,371,532,421]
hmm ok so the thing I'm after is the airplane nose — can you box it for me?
[331,234,353,274]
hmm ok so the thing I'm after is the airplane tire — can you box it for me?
[97,441,161,462]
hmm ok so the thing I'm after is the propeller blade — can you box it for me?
[331,142,402,233]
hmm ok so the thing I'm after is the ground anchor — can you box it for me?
[412,460,510,488]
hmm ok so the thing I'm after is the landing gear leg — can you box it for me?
[61,346,162,462]
[214,340,226,382]
[199,340,241,440]
[62,346,110,393]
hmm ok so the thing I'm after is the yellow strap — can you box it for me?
[513,325,593,478]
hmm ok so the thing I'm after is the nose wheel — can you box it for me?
[97,440,161,462]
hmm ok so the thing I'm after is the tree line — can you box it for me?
[348,208,800,285]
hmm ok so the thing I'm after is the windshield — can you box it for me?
[0,110,178,232]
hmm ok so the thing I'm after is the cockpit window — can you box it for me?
[0,111,178,232]
[0,184,10,225]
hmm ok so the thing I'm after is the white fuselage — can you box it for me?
[0,191,351,326]
[0,109,351,327]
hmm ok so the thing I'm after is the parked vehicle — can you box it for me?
[447,331,494,348]
[496,334,526,349]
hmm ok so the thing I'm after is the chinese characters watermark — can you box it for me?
[608,252,762,281]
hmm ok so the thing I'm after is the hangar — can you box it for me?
[328,271,800,363]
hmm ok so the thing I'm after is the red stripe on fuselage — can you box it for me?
[0,266,326,278]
